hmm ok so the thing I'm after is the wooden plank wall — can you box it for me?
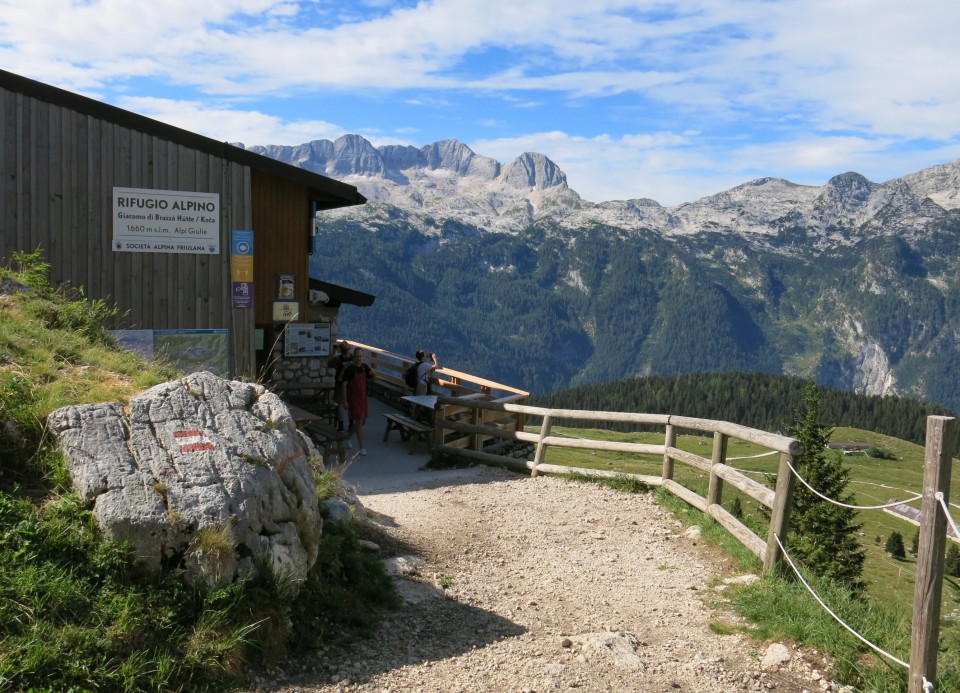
[0,85,256,377]
[251,169,310,326]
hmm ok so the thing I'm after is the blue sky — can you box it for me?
[3,0,960,205]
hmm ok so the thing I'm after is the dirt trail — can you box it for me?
[249,467,837,692]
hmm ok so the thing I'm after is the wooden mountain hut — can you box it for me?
[0,68,369,380]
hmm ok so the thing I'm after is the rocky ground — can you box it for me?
[246,466,846,693]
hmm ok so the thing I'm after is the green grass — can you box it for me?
[0,252,400,691]
[729,572,914,691]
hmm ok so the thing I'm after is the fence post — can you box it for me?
[531,413,552,478]
[764,452,798,575]
[707,431,728,507]
[909,415,956,693]
[662,424,676,481]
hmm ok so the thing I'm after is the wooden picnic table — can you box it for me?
[287,404,351,466]
[402,394,438,420]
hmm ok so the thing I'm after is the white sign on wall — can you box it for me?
[284,323,331,357]
[112,187,220,254]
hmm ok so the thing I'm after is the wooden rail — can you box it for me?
[341,340,530,411]
[427,395,799,575]
[344,344,958,686]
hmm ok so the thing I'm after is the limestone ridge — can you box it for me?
[243,135,577,230]
[244,134,960,241]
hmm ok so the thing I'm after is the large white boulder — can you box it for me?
[47,371,322,589]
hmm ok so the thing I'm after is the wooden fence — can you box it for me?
[427,394,801,575]
[340,346,956,689]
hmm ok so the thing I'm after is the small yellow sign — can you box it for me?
[231,254,253,282]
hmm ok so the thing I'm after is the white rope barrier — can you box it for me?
[773,534,910,670]
[786,459,922,510]
[936,492,960,544]
[727,450,778,461]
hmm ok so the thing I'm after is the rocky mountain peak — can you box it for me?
[421,139,500,179]
[900,159,960,210]
[330,135,386,177]
[380,144,426,172]
[819,171,877,210]
[501,152,568,190]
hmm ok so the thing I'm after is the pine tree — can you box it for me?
[786,383,866,593]
[946,543,960,578]
[911,530,920,556]
[730,496,744,519]
[885,531,906,560]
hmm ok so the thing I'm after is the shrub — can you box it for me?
[884,531,906,560]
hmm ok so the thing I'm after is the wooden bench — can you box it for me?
[382,413,433,454]
[270,382,338,424]
[301,421,353,467]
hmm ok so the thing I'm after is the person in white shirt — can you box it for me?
[414,350,437,396]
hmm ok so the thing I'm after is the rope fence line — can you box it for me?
[785,458,923,510]
[777,446,959,692]
[727,450,778,461]
[936,493,960,545]
[772,533,910,670]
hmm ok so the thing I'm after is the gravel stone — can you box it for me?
[245,466,838,692]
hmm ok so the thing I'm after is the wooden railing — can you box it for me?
[343,340,530,405]
[343,342,799,572]
[429,396,801,575]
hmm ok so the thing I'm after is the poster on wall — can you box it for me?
[109,329,229,375]
[284,323,331,357]
[112,187,220,254]
[231,230,254,308]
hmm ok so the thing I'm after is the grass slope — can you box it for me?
[0,251,398,691]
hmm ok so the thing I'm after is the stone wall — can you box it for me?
[268,318,338,399]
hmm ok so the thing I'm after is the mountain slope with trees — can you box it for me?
[314,209,960,411]
[256,134,960,411]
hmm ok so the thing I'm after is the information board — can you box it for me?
[109,329,229,375]
[284,323,331,357]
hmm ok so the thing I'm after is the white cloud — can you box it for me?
[4,0,960,203]
[118,97,347,146]
[5,0,960,140]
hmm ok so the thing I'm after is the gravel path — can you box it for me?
[249,466,839,693]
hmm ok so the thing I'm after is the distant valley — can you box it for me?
[246,136,960,412]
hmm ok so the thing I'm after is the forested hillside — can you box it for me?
[533,371,956,449]
[314,207,960,412]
